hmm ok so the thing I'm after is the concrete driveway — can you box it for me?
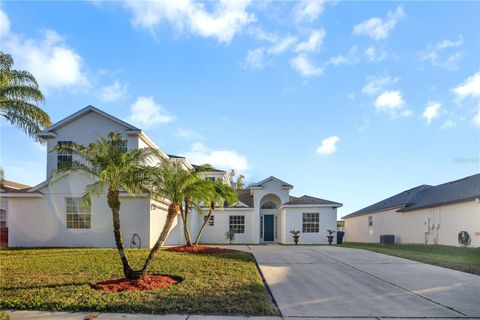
[232,245,480,318]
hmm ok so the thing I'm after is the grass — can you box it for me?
[0,248,275,315]
[341,242,480,275]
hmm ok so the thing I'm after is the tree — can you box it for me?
[193,179,237,245]
[52,132,164,280]
[0,52,51,142]
[227,169,246,189]
[179,165,213,246]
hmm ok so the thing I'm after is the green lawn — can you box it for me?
[0,248,275,315]
[341,243,480,275]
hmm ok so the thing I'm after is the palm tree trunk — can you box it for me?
[139,202,179,275]
[194,208,213,245]
[183,200,192,246]
[107,189,139,279]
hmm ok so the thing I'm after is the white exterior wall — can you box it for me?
[281,207,337,244]
[8,172,151,248]
[344,201,480,247]
[195,209,256,244]
[45,111,141,179]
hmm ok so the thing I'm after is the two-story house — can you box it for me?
[4,106,342,247]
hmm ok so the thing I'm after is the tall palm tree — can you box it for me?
[147,160,212,247]
[52,132,163,279]
[0,52,51,142]
[193,180,237,245]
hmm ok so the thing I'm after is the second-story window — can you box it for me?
[110,139,127,153]
[57,141,73,169]
[205,177,216,182]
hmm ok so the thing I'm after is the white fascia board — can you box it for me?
[1,193,44,198]
[281,204,342,209]
[215,207,255,211]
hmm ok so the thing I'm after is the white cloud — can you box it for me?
[183,142,248,172]
[1,8,88,92]
[474,106,480,129]
[293,0,326,23]
[248,26,277,43]
[100,80,128,102]
[127,96,174,128]
[420,35,463,70]
[124,0,255,43]
[295,29,325,53]
[374,91,405,111]
[243,47,266,70]
[353,6,405,40]
[362,75,399,95]
[422,101,442,124]
[327,45,360,66]
[176,128,204,140]
[364,46,388,62]
[269,35,297,55]
[0,8,10,37]
[440,119,456,129]
[316,136,340,155]
[374,90,411,118]
[290,54,323,77]
[453,71,480,99]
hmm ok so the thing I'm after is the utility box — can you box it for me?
[380,234,395,244]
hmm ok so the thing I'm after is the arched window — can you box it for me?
[261,201,277,209]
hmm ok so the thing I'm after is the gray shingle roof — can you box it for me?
[398,173,480,212]
[342,173,480,219]
[284,195,342,206]
[235,189,254,207]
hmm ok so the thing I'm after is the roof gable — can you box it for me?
[251,176,293,189]
[38,105,139,137]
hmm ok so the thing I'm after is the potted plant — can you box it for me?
[326,229,335,245]
[225,230,235,244]
[290,230,300,245]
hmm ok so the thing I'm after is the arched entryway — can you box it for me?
[260,194,281,242]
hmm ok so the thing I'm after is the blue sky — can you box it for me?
[0,1,479,217]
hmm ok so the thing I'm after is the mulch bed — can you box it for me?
[166,245,236,254]
[91,274,179,292]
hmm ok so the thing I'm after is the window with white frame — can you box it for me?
[204,215,214,226]
[109,139,127,153]
[302,212,319,233]
[229,215,244,234]
[0,209,6,229]
[57,141,73,169]
[66,198,91,229]
[204,177,216,182]
[261,201,277,209]
[368,216,373,227]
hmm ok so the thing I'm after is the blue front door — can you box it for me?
[264,215,274,241]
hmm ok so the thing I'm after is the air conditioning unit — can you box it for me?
[380,234,395,244]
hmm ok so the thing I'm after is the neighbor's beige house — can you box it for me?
[342,174,480,247]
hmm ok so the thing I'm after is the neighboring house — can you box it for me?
[342,174,480,247]
[0,179,31,246]
[5,106,342,247]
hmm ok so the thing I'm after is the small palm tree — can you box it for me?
[0,52,51,142]
[193,180,237,245]
[52,132,162,279]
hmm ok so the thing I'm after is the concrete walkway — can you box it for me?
[237,245,480,318]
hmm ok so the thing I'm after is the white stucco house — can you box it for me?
[342,174,480,247]
[4,106,342,248]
